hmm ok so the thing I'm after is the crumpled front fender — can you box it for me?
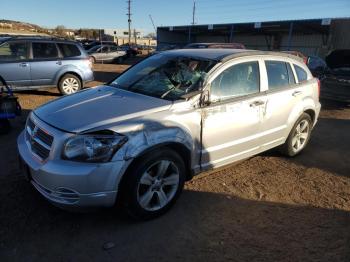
[111,122,193,161]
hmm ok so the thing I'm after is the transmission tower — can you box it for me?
[127,0,132,44]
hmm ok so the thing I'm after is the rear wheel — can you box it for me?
[58,74,82,95]
[120,148,186,220]
[280,113,312,156]
[116,56,124,64]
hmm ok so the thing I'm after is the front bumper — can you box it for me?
[17,130,129,210]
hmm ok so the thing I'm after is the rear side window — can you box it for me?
[32,42,58,59]
[211,61,260,101]
[0,41,28,61]
[58,43,81,57]
[265,61,294,90]
[294,65,308,82]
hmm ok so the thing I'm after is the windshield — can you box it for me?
[109,53,216,100]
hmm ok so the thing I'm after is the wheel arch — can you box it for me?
[114,142,192,207]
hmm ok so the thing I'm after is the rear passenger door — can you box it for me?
[0,41,31,87]
[30,42,62,86]
[259,59,302,149]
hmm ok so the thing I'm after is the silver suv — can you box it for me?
[18,49,321,219]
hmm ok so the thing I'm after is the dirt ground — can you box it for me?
[0,62,349,262]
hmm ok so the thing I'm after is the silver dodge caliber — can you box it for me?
[18,49,321,219]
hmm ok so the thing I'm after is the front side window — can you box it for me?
[32,42,58,59]
[110,53,215,100]
[294,64,308,82]
[210,61,260,102]
[0,41,28,61]
[58,43,81,57]
[265,61,293,90]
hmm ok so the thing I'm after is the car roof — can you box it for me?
[162,48,303,62]
[187,42,242,46]
[0,36,77,44]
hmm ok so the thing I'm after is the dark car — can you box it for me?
[184,42,246,49]
[0,36,94,95]
[119,44,140,57]
[306,55,328,78]
[320,50,350,103]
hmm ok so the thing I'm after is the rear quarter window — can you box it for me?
[58,43,81,57]
[294,64,308,82]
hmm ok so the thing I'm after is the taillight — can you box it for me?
[316,78,321,98]
[86,57,93,68]
[303,57,307,64]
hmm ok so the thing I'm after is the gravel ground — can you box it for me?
[0,63,349,262]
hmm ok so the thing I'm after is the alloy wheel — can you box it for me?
[62,77,80,94]
[292,119,310,153]
[137,160,180,211]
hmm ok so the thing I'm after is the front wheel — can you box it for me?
[58,74,82,95]
[280,113,312,157]
[120,148,186,220]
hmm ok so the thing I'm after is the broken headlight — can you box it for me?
[63,133,127,162]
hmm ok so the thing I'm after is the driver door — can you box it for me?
[201,59,267,169]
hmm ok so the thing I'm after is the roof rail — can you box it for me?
[0,34,74,42]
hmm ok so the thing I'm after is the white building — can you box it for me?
[103,28,143,39]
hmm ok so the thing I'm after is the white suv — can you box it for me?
[18,49,321,219]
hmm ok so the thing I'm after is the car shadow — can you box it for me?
[0,181,349,262]
[13,88,61,97]
[261,116,350,178]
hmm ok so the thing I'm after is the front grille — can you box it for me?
[26,117,54,161]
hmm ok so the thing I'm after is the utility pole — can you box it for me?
[192,0,196,25]
[127,0,132,45]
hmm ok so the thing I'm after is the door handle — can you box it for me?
[250,100,265,107]
[19,62,28,67]
[292,91,302,97]
[56,61,62,65]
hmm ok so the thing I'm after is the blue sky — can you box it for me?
[1,0,349,33]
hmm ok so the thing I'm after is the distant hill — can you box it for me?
[0,19,49,35]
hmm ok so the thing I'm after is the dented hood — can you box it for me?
[34,85,172,133]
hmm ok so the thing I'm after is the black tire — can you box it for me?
[0,119,11,135]
[120,148,186,220]
[58,74,82,95]
[116,56,124,64]
[280,113,313,157]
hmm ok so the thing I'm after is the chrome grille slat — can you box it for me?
[25,116,54,161]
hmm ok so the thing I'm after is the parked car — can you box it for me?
[0,36,94,95]
[18,49,321,219]
[306,55,328,78]
[87,45,127,64]
[119,44,140,57]
[321,49,350,102]
[184,42,246,49]
[83,40,117,51]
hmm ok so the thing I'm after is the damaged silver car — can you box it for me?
[17,49,321,219]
